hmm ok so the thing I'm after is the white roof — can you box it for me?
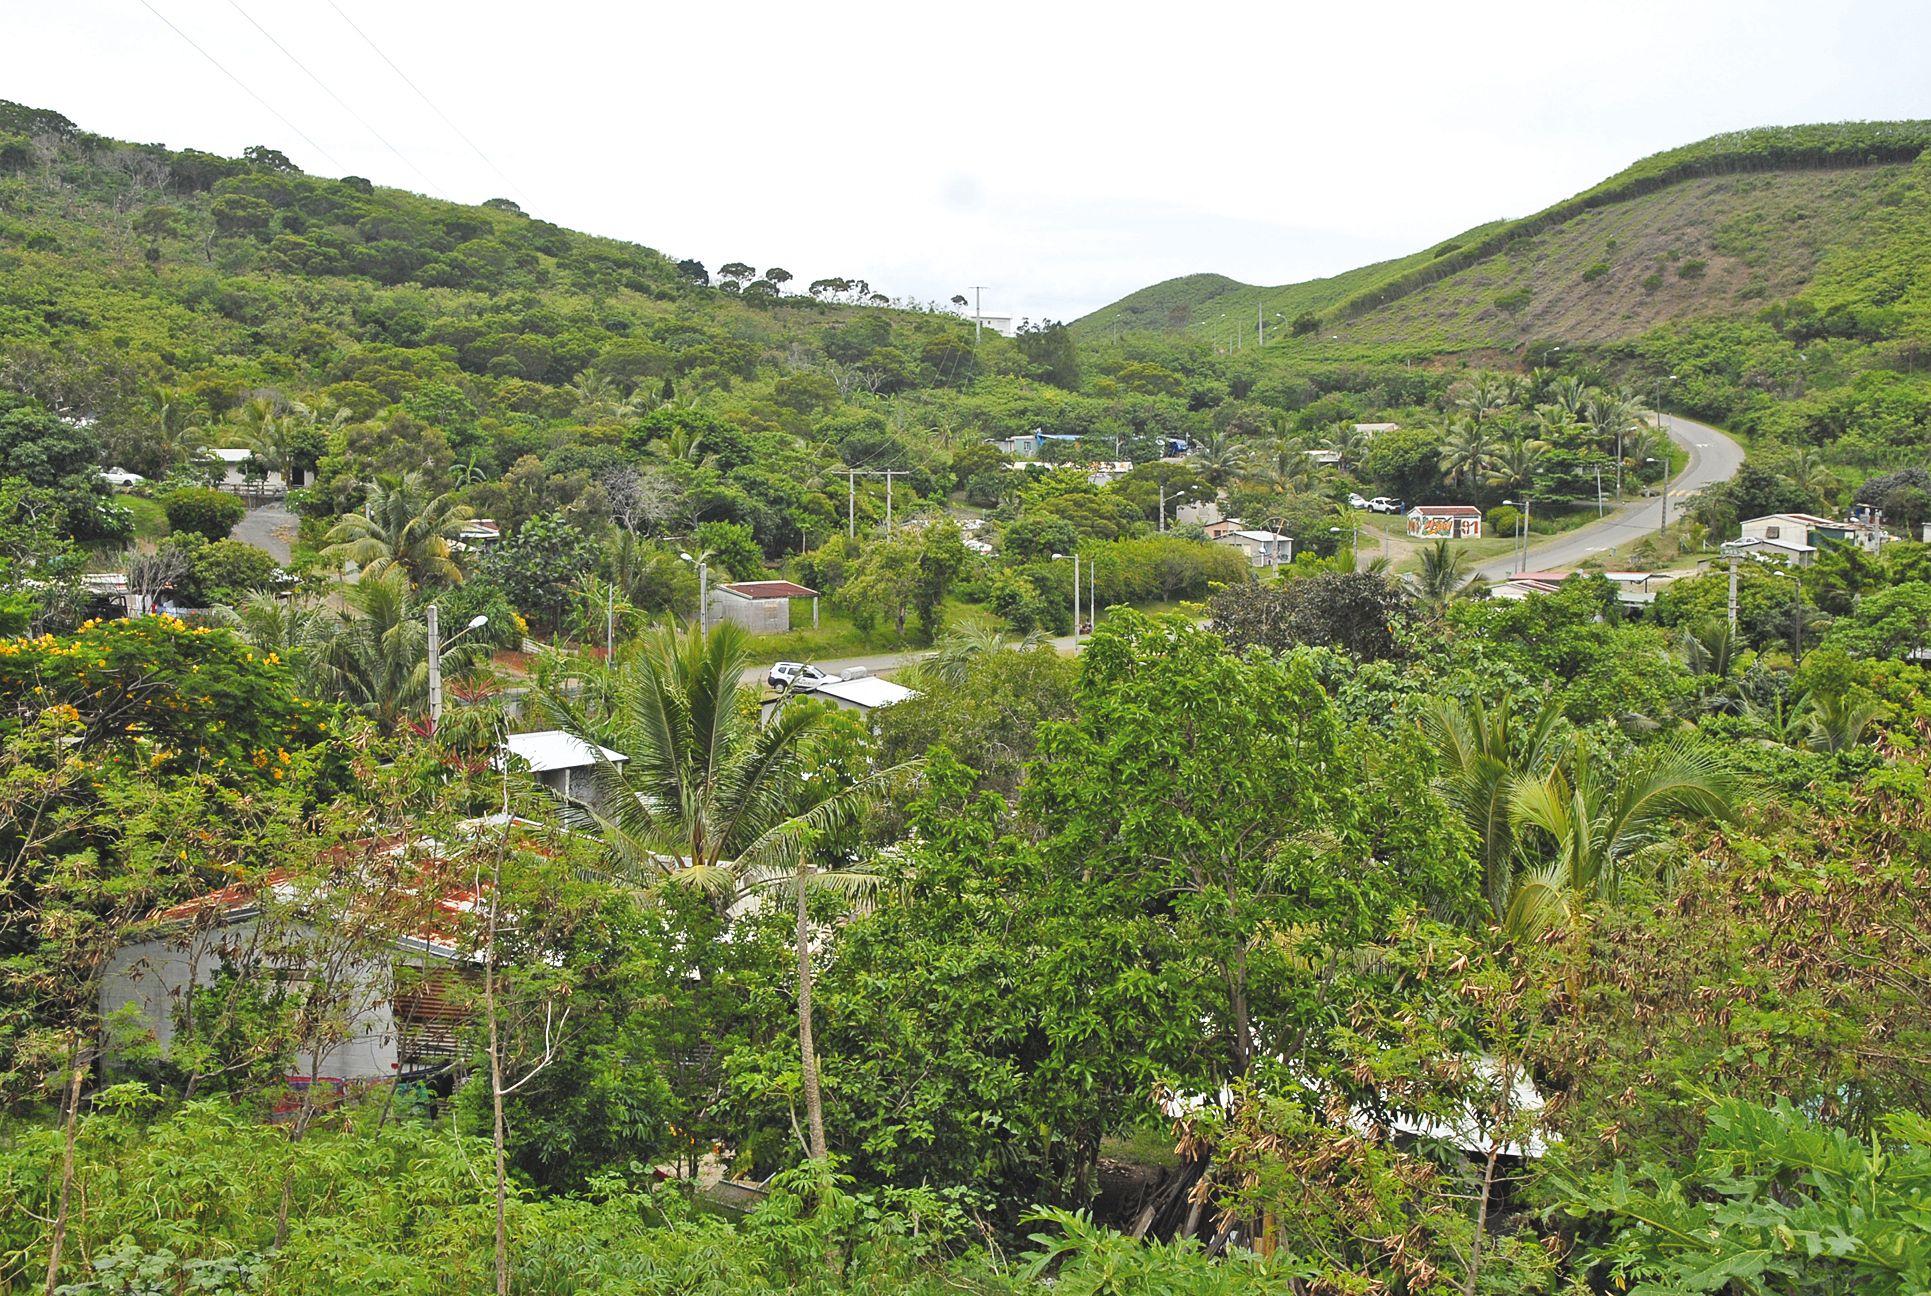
[814,677,918,709]
[502,730,628,773]
[1227,529,1290,543]
[208,447,254,462]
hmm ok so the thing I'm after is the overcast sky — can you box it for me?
[9,1,1931,324]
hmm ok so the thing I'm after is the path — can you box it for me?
[1472,412,1743,579]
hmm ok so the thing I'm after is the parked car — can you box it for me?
[1368,497,1404,514]
[99,467,146,488]
[767,662,830,691]
[1346,492,1370,510]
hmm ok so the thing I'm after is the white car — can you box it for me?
[767,661,830,691]
[1346,492,1370,510]
[99,467,146,488]
[1368,497,1404,514]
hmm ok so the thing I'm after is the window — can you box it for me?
[1765,525,1781,539]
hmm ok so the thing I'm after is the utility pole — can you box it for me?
[1071,556,1080,647]
[848,469,856,539]
[426,603,443,731]
[605,583,614,660]
[884,469,895,531]
[1737,552,1753,633]
[1595,464,1604,518]
[1257,302,1264,347]
[969,285,988,344]
[1158,471,1168,533]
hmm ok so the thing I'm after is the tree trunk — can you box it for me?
[489,957,509,1296]
[1466,1142,1501,1296]
[42,1031,85,1296]
[796,856,828,1162]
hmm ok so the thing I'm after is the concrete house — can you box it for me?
[502,730,627,808]
[100,852,487,1087]
[1406,506,1483,539]
[706,580,820,635]
[1217,528,1293,567]
[1730,513,1883,565]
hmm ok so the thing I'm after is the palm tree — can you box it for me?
[1802,690,1880,753]
[309,572,488,732]
[1503,739,1738,937]
[1547,375,1590,420]
[1487,438,1549,496]
[1454,372,1508,424]
[1784,448,1842,509]
[1438,418,1500,492]
[914,622,1045,688]
[1320,421,1371,470]
[1415,540,1483,612]
[543,622,916,1161]
[1191,429,1248,488]
[324,471,475,587]
[1423,693,1569,923]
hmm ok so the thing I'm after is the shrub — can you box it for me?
[1487,505,1520,536]
[1642,273,1665,294]
[1581,262,1610,283]
[1495,287,1532,313]
[163,487,245,541]
[1678,258,1708,279]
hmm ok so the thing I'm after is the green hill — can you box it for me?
[1079,122,1931,353]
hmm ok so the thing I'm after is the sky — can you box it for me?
[8,1,1931,324]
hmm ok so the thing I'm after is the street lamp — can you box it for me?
[426,606,490,730]
[1647,455,1671,535]
[679,551,710,641]
[1330,522,1359,569]
[1762,565,1806,664]
[1503,497,1533,574]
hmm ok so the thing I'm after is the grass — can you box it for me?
[734,598,995,668]
[121,495,168,542]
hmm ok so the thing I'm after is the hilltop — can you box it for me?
[1077,122,1931,354]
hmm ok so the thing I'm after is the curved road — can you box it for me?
[1472,412,1743,580]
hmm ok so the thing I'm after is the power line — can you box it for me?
[138,0,342,169]
[222,0,447,198]
[322,0,530,204]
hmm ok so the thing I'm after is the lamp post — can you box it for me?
[1647,455,1671,535]
[425,605,490,731]
[1764,565,1805,664]
[679,551,710,642]
[1503,496,1533,574]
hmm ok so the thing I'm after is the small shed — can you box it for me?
[707,580,820,635]
[1406,506,1483,539]
[502,730,628,807]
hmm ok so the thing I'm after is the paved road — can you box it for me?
[232,499,296,564]
[1472,412,1743,579]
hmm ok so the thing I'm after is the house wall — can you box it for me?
[100,918,407,1082]
[708,594,791,635]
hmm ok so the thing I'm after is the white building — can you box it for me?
[1216,528,1293,567]
[813,676,918,715]
[706,580,821,635]
[100,860,482,1086]
[501,730,627,807]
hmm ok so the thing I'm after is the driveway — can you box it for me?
[1472,413,1743,579]
[232,499,296,565]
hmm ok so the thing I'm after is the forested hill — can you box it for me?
[0,99,987,491]
[1075,121,1931,350]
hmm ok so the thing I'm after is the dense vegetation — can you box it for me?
[3,102,1931,1296]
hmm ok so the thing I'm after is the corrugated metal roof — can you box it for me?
[814,677,918,709]
[503,730,627,773]
[718,580,819,600]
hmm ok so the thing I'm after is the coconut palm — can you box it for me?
[914,621,1046,688]
[1801,690,1880,753]
[1454,372,1508,424]
[1423,693,1569,923]
[1414,539,1483,612]
[309,571,489,732]
[1487,438,1549,495]
[1320,420,1372,470]
[1547,375,1590,420]
[1502,739,1738,938]
[324,471,475,587]
[1191,428,1248,488]
[542,620,915,1160]
[1439,418,1500,492]
[1783,448,1843,509]
[222,591,335,661]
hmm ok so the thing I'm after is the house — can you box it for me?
[813,675,918,715]
[99,841,497,1086]
[1201,517,1243,541]
[206,448,285,497]
[1406,505,1483,539]
[1303,449,1342,466]
[1600,570,1683,606]
[963,311,1018,338]
[1721,534,1816,568]
[502,730,627,808]
[991,429,1082,460]
[458,518,502,544]
[1353,422,1400,437]
[706,580,820,635]
[1735,512,1883,559]
[1489,571,1570,601]
[1217,528,1293,567]
[1174,500,1222,528]
[1085,460,1135,487]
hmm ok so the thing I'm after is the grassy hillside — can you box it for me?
[1069,231,1503,340]
[1083,122,1931,353]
